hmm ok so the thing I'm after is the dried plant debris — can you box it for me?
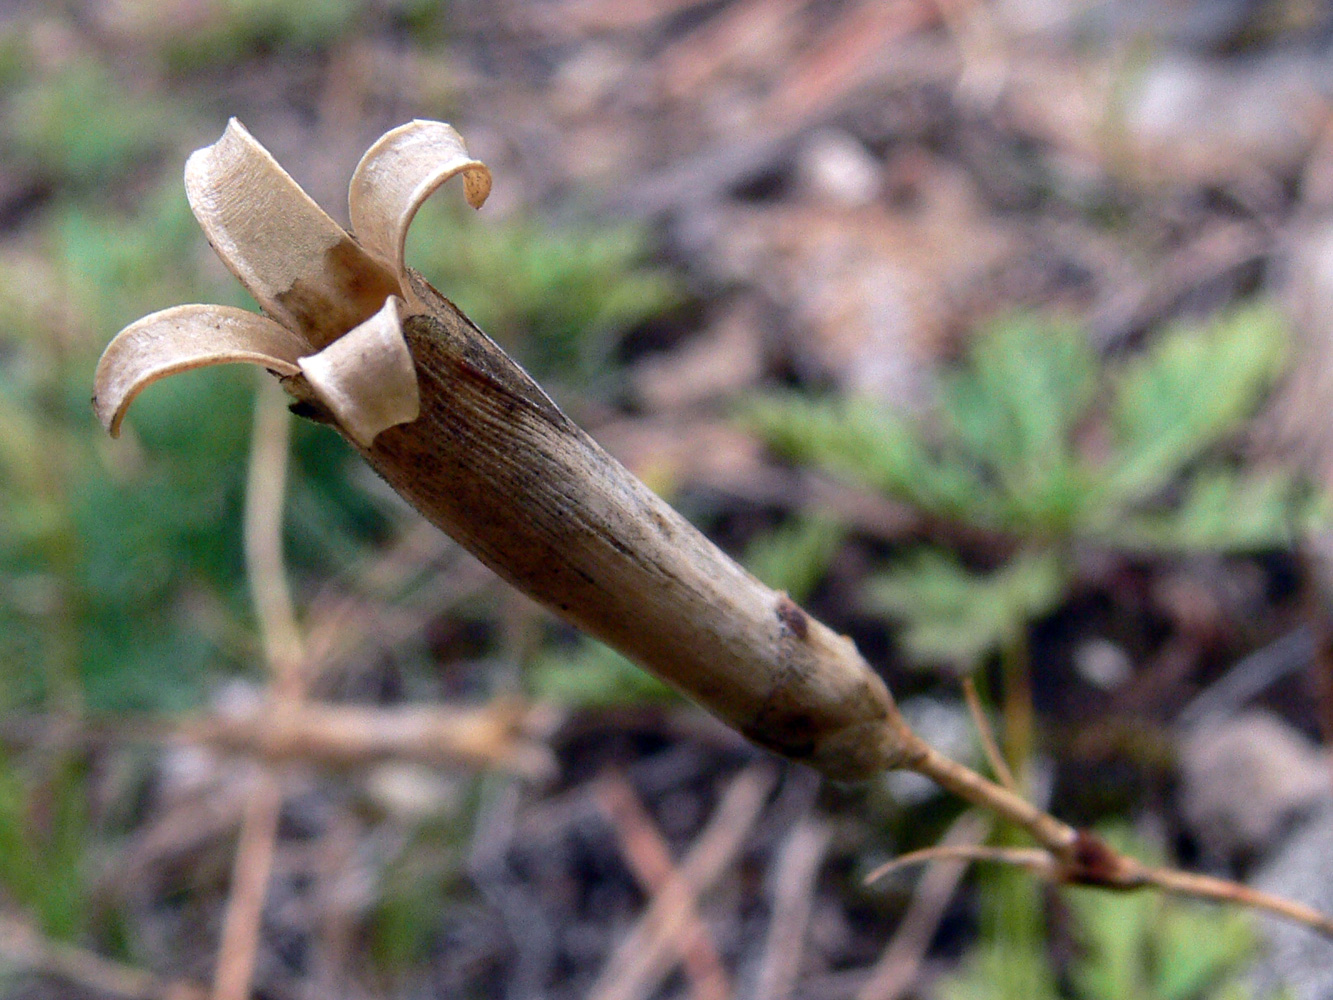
[93,118,492,447]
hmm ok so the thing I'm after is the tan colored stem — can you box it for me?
[286,272,906,782]
[243,381,304,684]
[1064,842,1333,936]
[593,774,731,1000]
[900,731,1079,857]
[962,676,1017,792]
[211,774,282,1000]
[184,701,554,779]
[213,385,302,1000]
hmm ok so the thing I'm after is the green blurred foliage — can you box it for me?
[866,549,1065,669]
[527,638,677,708]
[751,306,1307,543]
[0,176,258,712]
[369,805,468,980]
[4,62,183,189]
[158,0,362,67]
[743,514,845,604]
[0,753,91,941]
[749,304,1324,669]
[406,198,681,387]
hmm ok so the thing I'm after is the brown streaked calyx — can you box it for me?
[93,117,493,446]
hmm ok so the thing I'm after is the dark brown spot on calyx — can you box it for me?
[274,237,399,349]
[776,594,809,641]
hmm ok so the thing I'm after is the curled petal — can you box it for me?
[93,305,306,437]
[297,296,418,448]
[186,119,400,349]
[348,120,492,283]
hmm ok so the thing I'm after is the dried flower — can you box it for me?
[93,118,491,447]
[91,118,908,783]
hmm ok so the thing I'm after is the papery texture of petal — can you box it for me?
[348,120,492,283]
[185,119,400,349]
[297,296,418,448]
[93,305,306,437]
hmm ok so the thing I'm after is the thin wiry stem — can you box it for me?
[212,381,306,1000]
[864,843,1050,886]
[242,380,305,690]
[962,676,1017,793]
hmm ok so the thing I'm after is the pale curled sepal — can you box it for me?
[185,118,398,349]
[297,296,418,448]
[348,119,493,283]
[93,304,307,437]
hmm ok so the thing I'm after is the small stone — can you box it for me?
[795,129,882,207]
[364,763,463,822]
[1178,709,1330,863]
[1251,802,1333,1000]
[1074,638,1133,690]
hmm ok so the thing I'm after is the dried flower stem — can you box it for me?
[287,277,1333,938]
[287,272,907,783]
[93,118,1333,941]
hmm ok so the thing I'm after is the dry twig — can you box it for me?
[961,676,1017,793]
[753,815,833,1000]
[856,813,990,1000]
[588,766,775,1000]
[0,911,209,1000]
[183,700,556,779]
[211,383,305,1000]
[594,772,731,1000]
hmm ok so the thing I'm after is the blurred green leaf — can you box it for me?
[407,199,680,387]
[0,752,91,941]
[936,941,1062,1000]
[159,0,362,67]
[528,638,677,707]
[938,315,1097,531]
[744,514,844,603]
[745,393,992,520]
[749,303,1322,672]
[866,549,1064,668]
[1099,304,1288,510]
[4,62,181,187]
[1111,469,1326,552]
[750,303,1307,549]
